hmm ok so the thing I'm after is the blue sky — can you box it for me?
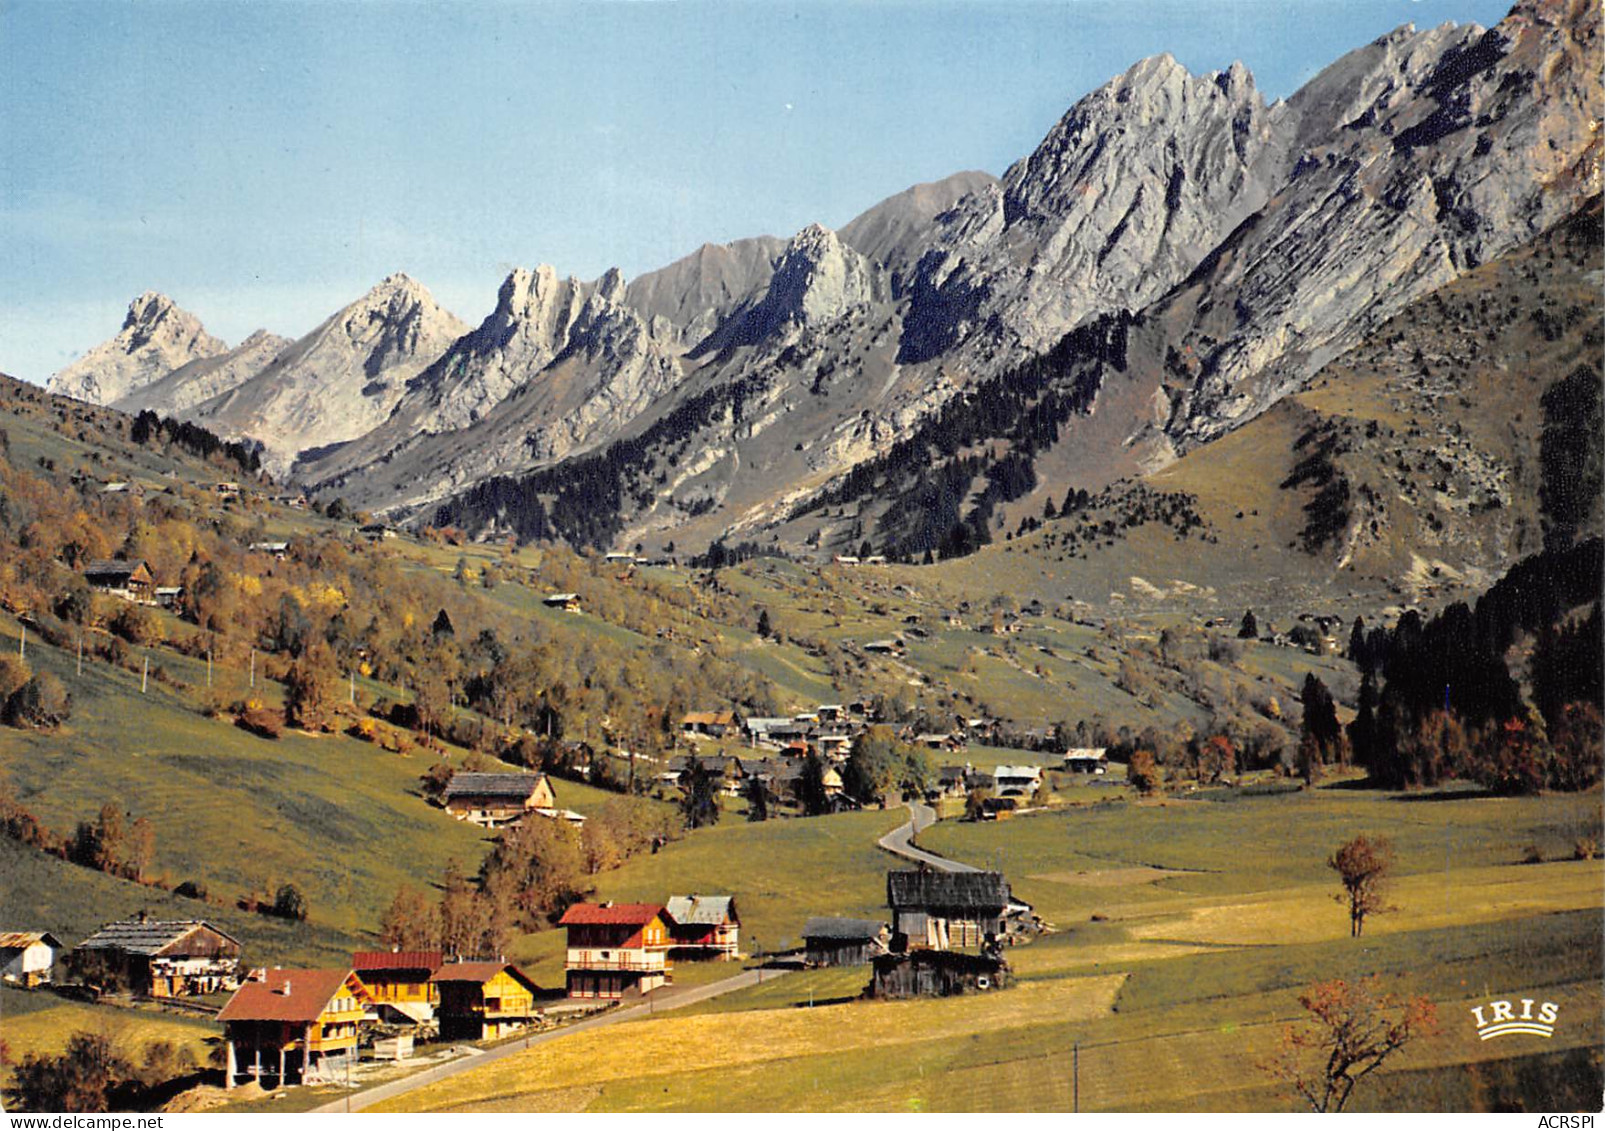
[2,0,1511,383]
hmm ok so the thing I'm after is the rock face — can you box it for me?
[1156,0,1603,453]
[192,274,466,472]
[115,329,292,416]
[50,293,227,404]
[296,264,684,511]
[897,56,1290,366]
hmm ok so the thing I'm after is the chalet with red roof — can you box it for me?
[558,902,671,999]
[218,968,371,1089]
[430,961,542,1040]
[351,949,443,1023]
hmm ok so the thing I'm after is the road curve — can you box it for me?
[876,801,979,873]
[310,965,788,1113]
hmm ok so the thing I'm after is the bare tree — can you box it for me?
[1262,977,1437,1112]
[1328,834,1393,937]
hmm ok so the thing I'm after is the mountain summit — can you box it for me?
[50,292,227,405]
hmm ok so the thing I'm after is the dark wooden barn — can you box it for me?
[867,949,1009,999]
[801,917,889,967]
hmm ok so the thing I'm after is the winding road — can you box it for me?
[877,801,979,872]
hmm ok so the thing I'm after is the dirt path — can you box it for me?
[309,966,788,1113]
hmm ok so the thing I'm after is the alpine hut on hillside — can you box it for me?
[441,771,556,828]
[71,917,241,997]
[219,968,371,1088]
[82,559,154,603]
[801,918,889,967]
[0,931,62,988]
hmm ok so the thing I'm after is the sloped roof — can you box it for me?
[219,969,362,1023]
[351,950,443,974]
[559,903,663,927]
[84,560,149,580]
[664,895,737,926]
[443,772,546,801]
[429,961,539,993]
[0,931,61,950]
[802,917,884,941]
[887,870,1010,912]
[76,919,239,956]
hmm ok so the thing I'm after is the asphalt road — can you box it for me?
[310,965,788,1113]
[876,801,979,872]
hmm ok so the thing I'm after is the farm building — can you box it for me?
[559,902,671,999]
[72,917,241,996]
[219,968,371,1088]
[0,931,61,987]
[430,961,542,1040]
[801,918,889,967]
[993,765,1043,797]
[82,559,154,602]
[935,765,970,797]
[542,592,582,611]
[863,638,904,655]
[350,950,442,1023]
[680,710,743,738]
[441,771,557,828]
[357,523,395,541]
[1064,748,1109,774]
[868,948,1008,999]
[887,870,1028,950]
[663,895,740,960]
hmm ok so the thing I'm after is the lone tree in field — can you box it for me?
[678,755,722,830]
[1328,834,1393,937]
[1262,977,1437,1112]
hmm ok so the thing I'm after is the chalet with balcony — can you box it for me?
[558,902,671,999]
[442,772,556,828]
[430,961,542,1040]
[663,895,740,960]
[219,968,371,1088]
[71,917,241,997]
[350,950,442,1023]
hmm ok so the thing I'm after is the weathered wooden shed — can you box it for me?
[887,870,1012,950]
[801,917,889,967]
[867,949,1009,999]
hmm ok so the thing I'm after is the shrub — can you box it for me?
[4,674,71,730]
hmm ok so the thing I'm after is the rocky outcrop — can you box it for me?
[192,274,466,472]
[898,54,1291,365]
[49,292,227,405]
[1157,0,1603,452]
[114,329,291,416]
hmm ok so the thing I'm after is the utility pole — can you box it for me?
[349,670,356,705]
[142,654,149,694]
[76,632,83,676]
[18,623,24,659]
[1073,1041,1080,1113]
[249,648,256,689]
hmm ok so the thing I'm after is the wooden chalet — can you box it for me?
[82,559,154,602]
[542,591,582,611]
[430,961,542,1040]
[219,968,371,1088]
[558,902,671,999]
[350,950,443,1023]
[72,917,241,996]
[680,709,742,738]
[663,895,740,960]
[442,771,557,828]
[868,948,1008,998]
[887,870,1017,950]
[0,931,62,988]
[993,765,1043,797]
[801,917,888,967]
[1064,748,1109,774]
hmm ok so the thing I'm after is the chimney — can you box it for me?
[278,979,292,995]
